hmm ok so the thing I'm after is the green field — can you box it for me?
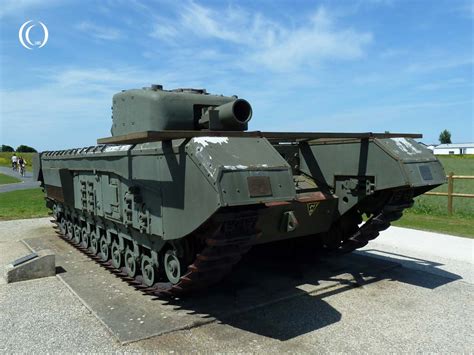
[0,188,50,220]
[394,212,473,238]
[393,155,474,238]
[0,152,35,172]
[0,173,21,185]
[407,155,474,217]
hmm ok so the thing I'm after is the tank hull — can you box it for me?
[35,135,445,296]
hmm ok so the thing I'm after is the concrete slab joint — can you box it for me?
[5,249,56,283]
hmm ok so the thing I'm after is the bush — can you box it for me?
[16,145,37,153]
[1,145,14,152]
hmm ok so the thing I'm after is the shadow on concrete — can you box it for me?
[55,266,67,275]
[356,249,462,288]
[161,241,461,341]
[23,231,462,343]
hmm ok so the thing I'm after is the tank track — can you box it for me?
[327,191,414,254]
[50,191,412,296]
[52,212,259,298]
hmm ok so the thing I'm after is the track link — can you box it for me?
[331,192,414,254]
[53,213,259,298]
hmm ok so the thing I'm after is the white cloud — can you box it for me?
[415,78,469,91]
[456,0,474,19]
[76,21,122,41]
[150,20,179,42]
[150,2,373,72]
[1,63,251,150]
[271,99,473,133]
[0,66,172,150]
[0,0,54,18]
[406,57,473,73]
[180,2,247,43]
[379,48,407,58]
[1,85,108,150]
[249,8,372,71]
[47,67,147,89]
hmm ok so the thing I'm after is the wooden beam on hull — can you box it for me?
[97,130,422,145]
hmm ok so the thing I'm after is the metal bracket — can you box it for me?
[280,210,299,233]
[341,177,375,196]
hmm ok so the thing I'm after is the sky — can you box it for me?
[0,0,472,151]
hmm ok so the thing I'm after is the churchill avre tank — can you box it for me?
[34,85,445,297]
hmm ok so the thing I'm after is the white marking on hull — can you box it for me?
[193,137,229,147]
[391,138,422,155]
[104,145,132,152]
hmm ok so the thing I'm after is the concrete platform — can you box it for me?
[359,226,474,283]
[24,227,464,344]
[0,241,31,285]
[4,249,55,283]
[24,232,410,343]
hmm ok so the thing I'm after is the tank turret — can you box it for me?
[111,85,252,136]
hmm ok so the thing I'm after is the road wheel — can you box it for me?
[89,231,99,254]
[59,218,67,235]
[81,227,89,248]
[72,224,82,244]
[163,249,182,285]
[99,237,109,261]
[141,254,156,287]
[111,241,122,269]
[124,247,138,278]
[65,221,74,240]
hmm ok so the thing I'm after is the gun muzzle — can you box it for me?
[200,99,252,131]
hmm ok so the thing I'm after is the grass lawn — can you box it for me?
[393,211,473,239]
[0,173,21,185]
[411,155,474,217]
[0,188,50,221]
[396,155,474,238]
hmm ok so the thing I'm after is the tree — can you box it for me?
[16,145,37,153]
[439,129,452,144]
[1,144,14,152]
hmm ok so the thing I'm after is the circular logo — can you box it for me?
[18,20,49,50]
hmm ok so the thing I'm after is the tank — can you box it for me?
[33,85,446,297]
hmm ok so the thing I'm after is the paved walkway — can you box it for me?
[358,226,474,284]
[0,166,40,193]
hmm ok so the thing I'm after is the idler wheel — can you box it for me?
[99,237,110,261]
[163,249,182,285]
[65,221,74,240]
[72,224,82,244]
[111,241,122,269]
[81,227,89,248]
[89,231,99,254]
[124,247,138,278]
[141,255,156,287]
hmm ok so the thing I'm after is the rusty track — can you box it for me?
[53,214,259,298]
[330,192,414,254]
